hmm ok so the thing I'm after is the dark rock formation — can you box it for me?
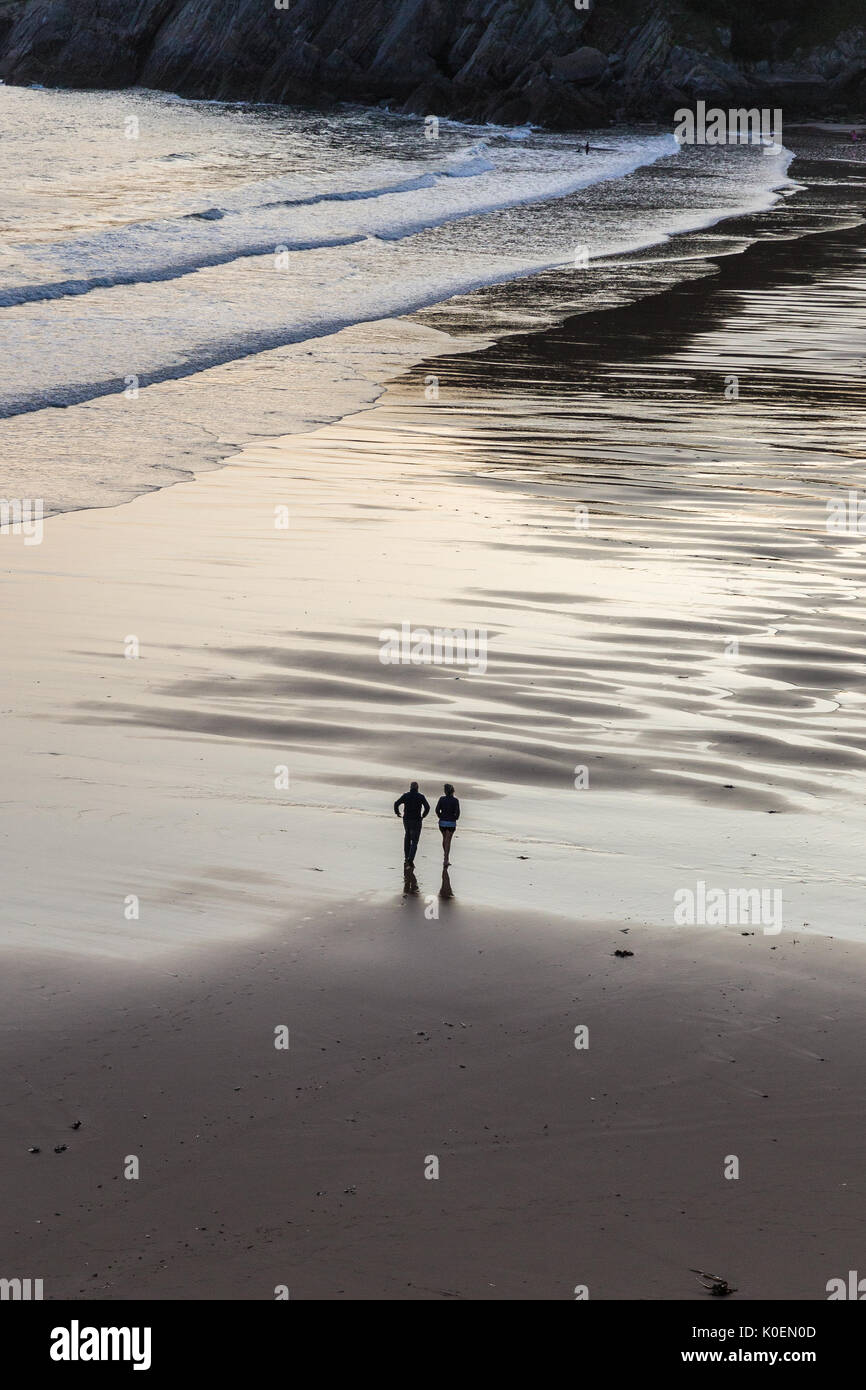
[0,0,863,127]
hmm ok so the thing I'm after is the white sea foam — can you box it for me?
[0,86,795,512]
[0,131,674,312]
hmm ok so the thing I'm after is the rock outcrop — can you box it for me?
[0,0,863,127]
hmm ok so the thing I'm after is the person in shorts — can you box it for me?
[435,783,460,866]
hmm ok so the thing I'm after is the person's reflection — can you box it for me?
[439,866,453,901]
[402,864,419,898]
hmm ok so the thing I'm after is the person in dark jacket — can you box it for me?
[435,783,460,866]
[394,782,430,867]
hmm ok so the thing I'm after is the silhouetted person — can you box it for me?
[435,783,460,866]
[584,141,590,154]
[394,781,430,867]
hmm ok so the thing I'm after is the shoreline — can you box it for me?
[0,87,798,521]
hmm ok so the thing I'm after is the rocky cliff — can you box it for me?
[0,0,863,127]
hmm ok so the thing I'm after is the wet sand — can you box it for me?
[2,908,865,1300]
[2,145,866,1297]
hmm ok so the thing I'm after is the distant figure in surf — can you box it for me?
[435,783,460,866]
[585,141,590,154]
[394,781,430,868]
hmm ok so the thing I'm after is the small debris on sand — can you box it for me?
[690,1268,737,1296]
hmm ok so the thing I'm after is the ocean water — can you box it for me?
[0,85,795,513]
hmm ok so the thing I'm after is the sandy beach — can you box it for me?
[2,136,866,1300]
[2,912,864,1300]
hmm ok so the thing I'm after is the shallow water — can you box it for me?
[0,86,795,514]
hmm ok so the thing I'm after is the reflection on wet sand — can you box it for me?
[2,142,866,961]
[80,159,866,821]
[401,864,454,904]
[0,140,843,958]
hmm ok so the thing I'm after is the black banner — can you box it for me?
[2,1299,857,1374]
